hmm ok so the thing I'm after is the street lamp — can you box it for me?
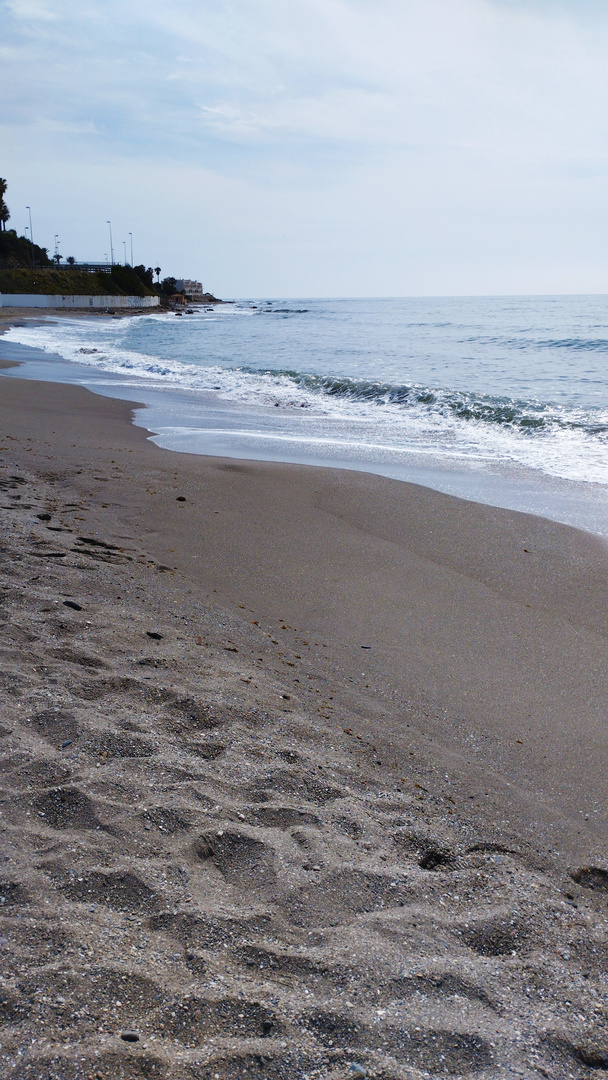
[129,232,133,266]
[107,221,114,265]
[24,226,33,268]
[123,240,127,265]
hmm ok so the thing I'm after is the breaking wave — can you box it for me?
[4,298,608,487]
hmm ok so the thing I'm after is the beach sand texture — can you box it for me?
[0,373,607,1079]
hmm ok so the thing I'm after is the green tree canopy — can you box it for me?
[0,178,9,231]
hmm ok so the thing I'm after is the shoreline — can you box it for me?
[1,369,607,1077]
[0,304,165,323]
[3,313,608,540]
[1,367,606,855]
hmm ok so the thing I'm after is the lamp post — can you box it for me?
[129,232,133,266]
[26,206,34,266]
[123,240,127,265]
[24,226,32,267]
[107,221,114,265]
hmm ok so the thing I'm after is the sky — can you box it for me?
[2,0,608,297]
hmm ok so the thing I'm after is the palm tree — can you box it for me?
[0,179,9,231]
[66,256,76,267]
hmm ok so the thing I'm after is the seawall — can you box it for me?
[0,293,160,309]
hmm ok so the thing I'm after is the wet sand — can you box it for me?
[0,372,607,1079]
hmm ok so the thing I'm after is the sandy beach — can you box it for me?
[0,368,607,1079]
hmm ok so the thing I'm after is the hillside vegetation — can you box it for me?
[0,266,157,297]
[0,228,51,270]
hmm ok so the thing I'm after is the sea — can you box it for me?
[2,294,608,536]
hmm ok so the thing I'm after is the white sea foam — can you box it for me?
[5,299,608,488]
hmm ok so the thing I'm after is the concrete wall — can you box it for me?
[0,294,160,309]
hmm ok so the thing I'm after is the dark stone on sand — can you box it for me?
[185,950,207,974]
[63,599,82,610]
[146,631,163,640]
[120,1031,140,1042]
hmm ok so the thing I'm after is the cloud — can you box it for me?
[3,0,608,293]
[3,0,606,164]
[5,0,57,19]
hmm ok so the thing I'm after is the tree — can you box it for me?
[66,256,76,266]
[154,266,161,283]
[133,264,154,289]
[54,253,62,267]
[160,276,177,296]
[0,179,9,231]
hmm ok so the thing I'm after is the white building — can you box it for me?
[175,279,204,299]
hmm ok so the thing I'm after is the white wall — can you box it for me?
[0,294,160,309]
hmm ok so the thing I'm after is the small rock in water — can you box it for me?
[349,1066,367,1079]
[262,1020,273,1036]
[120,1031,140,1042]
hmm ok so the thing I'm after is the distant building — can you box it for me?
[175,279,204,300]
[73,262,112,274]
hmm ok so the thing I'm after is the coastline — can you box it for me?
[1,368,607,853]
[4,307,608,541]
[0,304,164,323]
[1,363,607,1076]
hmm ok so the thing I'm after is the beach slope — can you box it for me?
[0,373,607,1079]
